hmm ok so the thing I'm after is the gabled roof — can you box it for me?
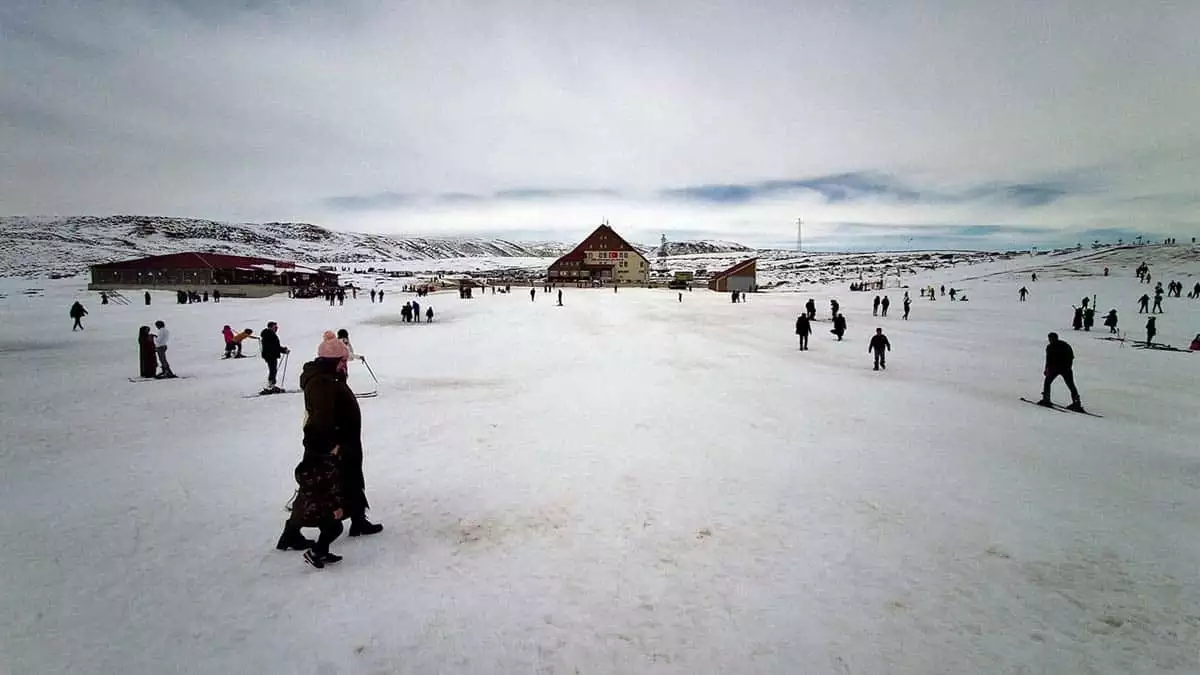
[91,252,303,271]
[550,224,648,267]
[711,257,758,280]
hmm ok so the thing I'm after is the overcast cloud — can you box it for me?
[1,0,1197,249]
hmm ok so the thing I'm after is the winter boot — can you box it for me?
[349,518,383,537]
[303,549,325,568]
[1036,398,1054,408]
[276,528,315,551]
[1066,401,1086,413]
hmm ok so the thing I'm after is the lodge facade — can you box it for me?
[548,223,650,286]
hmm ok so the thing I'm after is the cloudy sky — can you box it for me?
[2,1,1197,249]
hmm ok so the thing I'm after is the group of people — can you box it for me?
[400,301,432,323]
[276,331,382,569]
[176,289,219,304]
[136,320,176,379]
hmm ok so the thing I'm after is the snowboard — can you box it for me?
[1019,397,1103,418]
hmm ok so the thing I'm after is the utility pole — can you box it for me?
[796,217,803,252]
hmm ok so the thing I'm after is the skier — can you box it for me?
[426,307,433,323]
[230,328,256,357]
[69,301,88,331]
[144,291,151,306]
[1152,287,1164,313]
[1072,307,1083,331]
[872,295,881,316]
[335,329,362,380]
[1138,294,1150,313]
[137,326,158,379]
[557,289,563,306]
[1145,316,1157,346]
[868,327,890,370]
[153,320,176,378]
[260,321,290,394]
[830,313,847,341]
[902,296,911,320]
[1103,309,1118,334]
[1019,287,1028,301]
[805,298,816,320]
[530,288,536,302]
[1038,332,1083,411]
[1083,307,1095,332]
[222,325,237,358]
[881,296,890,317]
[795,314,812,351]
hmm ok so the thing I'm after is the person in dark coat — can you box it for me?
[868,327,890,370]
[1152,287,1164,313]
[830,313,847,341]
[880,296,890,317]
[795,314,812,351]
[100,292,108,305]
[1138,294,1150,313]
[830,299,840,316]
[1072,307,1083,330]
[144,291,151,306]
[1082,307,1095,331]
[260,321,289,393]
[872,295,881,316]
[902,296,911,320]
[137,326,158,378]
[1103,309,1118,334]
[1038,332,1083,410]
[297,356,381,537]
[805,298,816,320]
[69,301,88,331]
[1145,316,1157,346]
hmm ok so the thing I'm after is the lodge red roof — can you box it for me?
[711,257,758,280]
[91,252,299,271]
[549,224,646,268]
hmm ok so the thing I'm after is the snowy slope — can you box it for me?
[0,215,568,278]
[1,243,1197,673]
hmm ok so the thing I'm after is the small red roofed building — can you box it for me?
[548,222,649,286]
[707,257,758,292]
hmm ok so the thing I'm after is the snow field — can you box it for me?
[0,252,1198,674]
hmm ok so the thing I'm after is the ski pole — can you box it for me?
[280,352,290,386]
[361,357,380,384]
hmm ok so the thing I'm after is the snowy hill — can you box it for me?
[638,240,754,257]
[0,215,569,278]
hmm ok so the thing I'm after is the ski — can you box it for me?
[1019,397,1103,418]
[243,390,299,399]
[353,391,378,399]
[129,376,190,382]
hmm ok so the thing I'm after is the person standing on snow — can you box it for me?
[69,301,88,331]
[872,295,881,316]
[795,314,812,351]
[557,289,563,306]
[260,322,289,394]
[1082,307,1095,332]
[831,313,847,341]
[137,326,158,379]
[1038,332,1083,411]
[1137,293,1150,313]
[881,296,890,317]
[144,291,151,306]
[830,299,840,316]
[902,295,911,320]
[1152,286,1164,313]
[152,320,176,378]
[425,307,434,323]
[868,327,890,370]
[1103,309,1119,334]
[1145,316,1157,346]
[1072,306,1084,330]
[530,288,536,302]
[1019,287,1029,301]
[805,298,816,320]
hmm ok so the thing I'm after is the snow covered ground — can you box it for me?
[1,246,1198,674]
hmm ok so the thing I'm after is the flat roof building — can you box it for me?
[88,252,337,297]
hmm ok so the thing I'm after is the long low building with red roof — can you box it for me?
[707,257,758,292]
[88,252,338,297]
[548,223,649,286]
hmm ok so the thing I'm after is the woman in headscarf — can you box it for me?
[138,326,158,378]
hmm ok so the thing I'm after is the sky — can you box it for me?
[1,1,1198,250]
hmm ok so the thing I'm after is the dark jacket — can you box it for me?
[869,334,891,352]
[69,302,87,319]
[795,315,811,336]
[832,314,847,334]
[300,358,367,516]
[261,328,283,360]
[1045,340,1074,372]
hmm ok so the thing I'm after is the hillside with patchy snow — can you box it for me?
[0,216,568,278]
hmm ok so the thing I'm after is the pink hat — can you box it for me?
[317,332,350,360]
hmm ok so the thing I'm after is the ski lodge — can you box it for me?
[707,257,758,292]
[88,252,338,298]
[548,223,650,286]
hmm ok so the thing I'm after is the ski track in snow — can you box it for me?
[0,246,1198,674]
